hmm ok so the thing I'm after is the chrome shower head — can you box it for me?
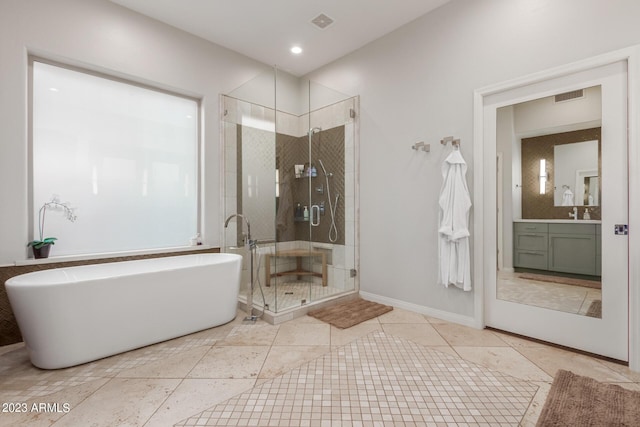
[309,127,322,136]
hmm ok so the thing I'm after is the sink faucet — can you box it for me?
[569,207,578,220]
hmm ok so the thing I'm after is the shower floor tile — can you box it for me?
[255,281,346,312]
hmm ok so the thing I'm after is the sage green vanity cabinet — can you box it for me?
[513,222,601,276]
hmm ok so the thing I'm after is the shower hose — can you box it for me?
[324,174,339,243]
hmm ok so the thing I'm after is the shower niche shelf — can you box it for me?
[294,163,318,179]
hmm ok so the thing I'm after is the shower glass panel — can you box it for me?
[222,68,276,315]
[222,66,358,315]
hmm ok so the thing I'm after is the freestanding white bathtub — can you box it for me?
[5,253,242,369]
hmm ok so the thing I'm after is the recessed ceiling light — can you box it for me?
[49,87,59,92]
[290,46,303,55]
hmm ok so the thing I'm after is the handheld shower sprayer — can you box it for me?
[317,159,339,242]
[308,128,339,242]
[318,159,332,177]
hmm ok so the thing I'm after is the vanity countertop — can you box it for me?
[514,219,602,224]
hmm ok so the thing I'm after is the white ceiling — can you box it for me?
[110,0,450,76]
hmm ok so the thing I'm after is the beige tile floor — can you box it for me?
[1,305,638,426]
[497,271,602,317]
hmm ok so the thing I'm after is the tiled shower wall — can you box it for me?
[223,95,357,296]
[521,127,601,220]
[223,95,355,248]
[277,126,345,246]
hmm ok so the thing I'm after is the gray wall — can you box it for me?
[304,0,640,320]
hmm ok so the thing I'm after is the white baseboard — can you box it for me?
[359,291,479,329]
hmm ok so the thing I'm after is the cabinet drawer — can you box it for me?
[514,222,548,233]
[548,223,596,235]
[514,250,548,270]
[514,233,548,251]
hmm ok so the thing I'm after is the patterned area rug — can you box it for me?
[537,370,640,426]
[176,331,538,426]
[519,273,601,289]
[307,298,393,328]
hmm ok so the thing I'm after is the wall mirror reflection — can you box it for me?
[554,140,599,207]
[496,85,602,318]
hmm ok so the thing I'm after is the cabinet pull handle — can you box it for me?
[521,251,543,255]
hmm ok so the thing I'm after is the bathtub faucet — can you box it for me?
[224,213,259,322]
[224,214,252,246]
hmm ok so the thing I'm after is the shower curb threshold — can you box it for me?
[237,290,360,325]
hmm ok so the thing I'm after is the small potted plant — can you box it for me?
[28,195,77,259]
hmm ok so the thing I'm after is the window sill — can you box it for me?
[13,245,215,267]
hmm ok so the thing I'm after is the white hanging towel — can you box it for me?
[438,149,472,291]
[561,188,574,206]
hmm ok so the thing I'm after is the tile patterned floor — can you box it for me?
[497,271,602,317]
[1,305,638,426]
[0,331,221,402]
[176,331,538,426]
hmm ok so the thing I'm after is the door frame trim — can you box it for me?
[473,45,640,371]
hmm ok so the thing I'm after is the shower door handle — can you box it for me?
[311,205,320,227]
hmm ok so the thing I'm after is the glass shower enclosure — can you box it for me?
[222,67,359,317]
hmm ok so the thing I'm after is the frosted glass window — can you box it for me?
[32,60,198,256]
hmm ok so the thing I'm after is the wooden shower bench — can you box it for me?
[264,249,327,286]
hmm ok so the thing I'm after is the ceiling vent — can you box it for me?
[311,13,334,29]
[554,89,584,103]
